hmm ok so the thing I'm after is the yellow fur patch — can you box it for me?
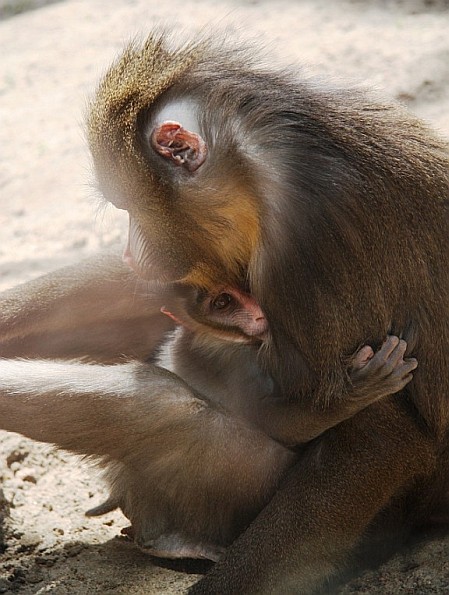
[183,185,260,289]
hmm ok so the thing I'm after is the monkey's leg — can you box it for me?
[0,251,174,361]
[189,400,436,594]
[0,358,294,559]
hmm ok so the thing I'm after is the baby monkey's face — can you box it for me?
[160,285,268,344]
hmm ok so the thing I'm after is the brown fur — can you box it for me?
[88,32,449,593]
[0,273,412,563]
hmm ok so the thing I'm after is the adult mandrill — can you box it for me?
[0,31,448,594]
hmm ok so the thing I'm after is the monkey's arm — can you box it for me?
[189,400,436,594]
[0,356,291,472]
[0,359,185,456]
[0,252,174,362]
[255,335,417,445]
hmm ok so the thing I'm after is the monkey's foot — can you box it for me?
[136,532,225,562]
[85,497,118,517]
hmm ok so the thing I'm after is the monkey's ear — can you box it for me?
[150,121,207,173]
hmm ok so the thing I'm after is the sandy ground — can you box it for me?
[1,0,449,593]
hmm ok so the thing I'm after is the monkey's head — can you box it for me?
[160,285,268,345]
[88,35,261,290]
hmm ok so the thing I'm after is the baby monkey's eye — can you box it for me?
[212,293,233,310]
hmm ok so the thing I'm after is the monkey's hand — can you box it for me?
[251,335,417,446]
[349,334,418,403]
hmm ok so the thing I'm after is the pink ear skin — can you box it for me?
[150,120,207,172]
[160,305,184,327]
